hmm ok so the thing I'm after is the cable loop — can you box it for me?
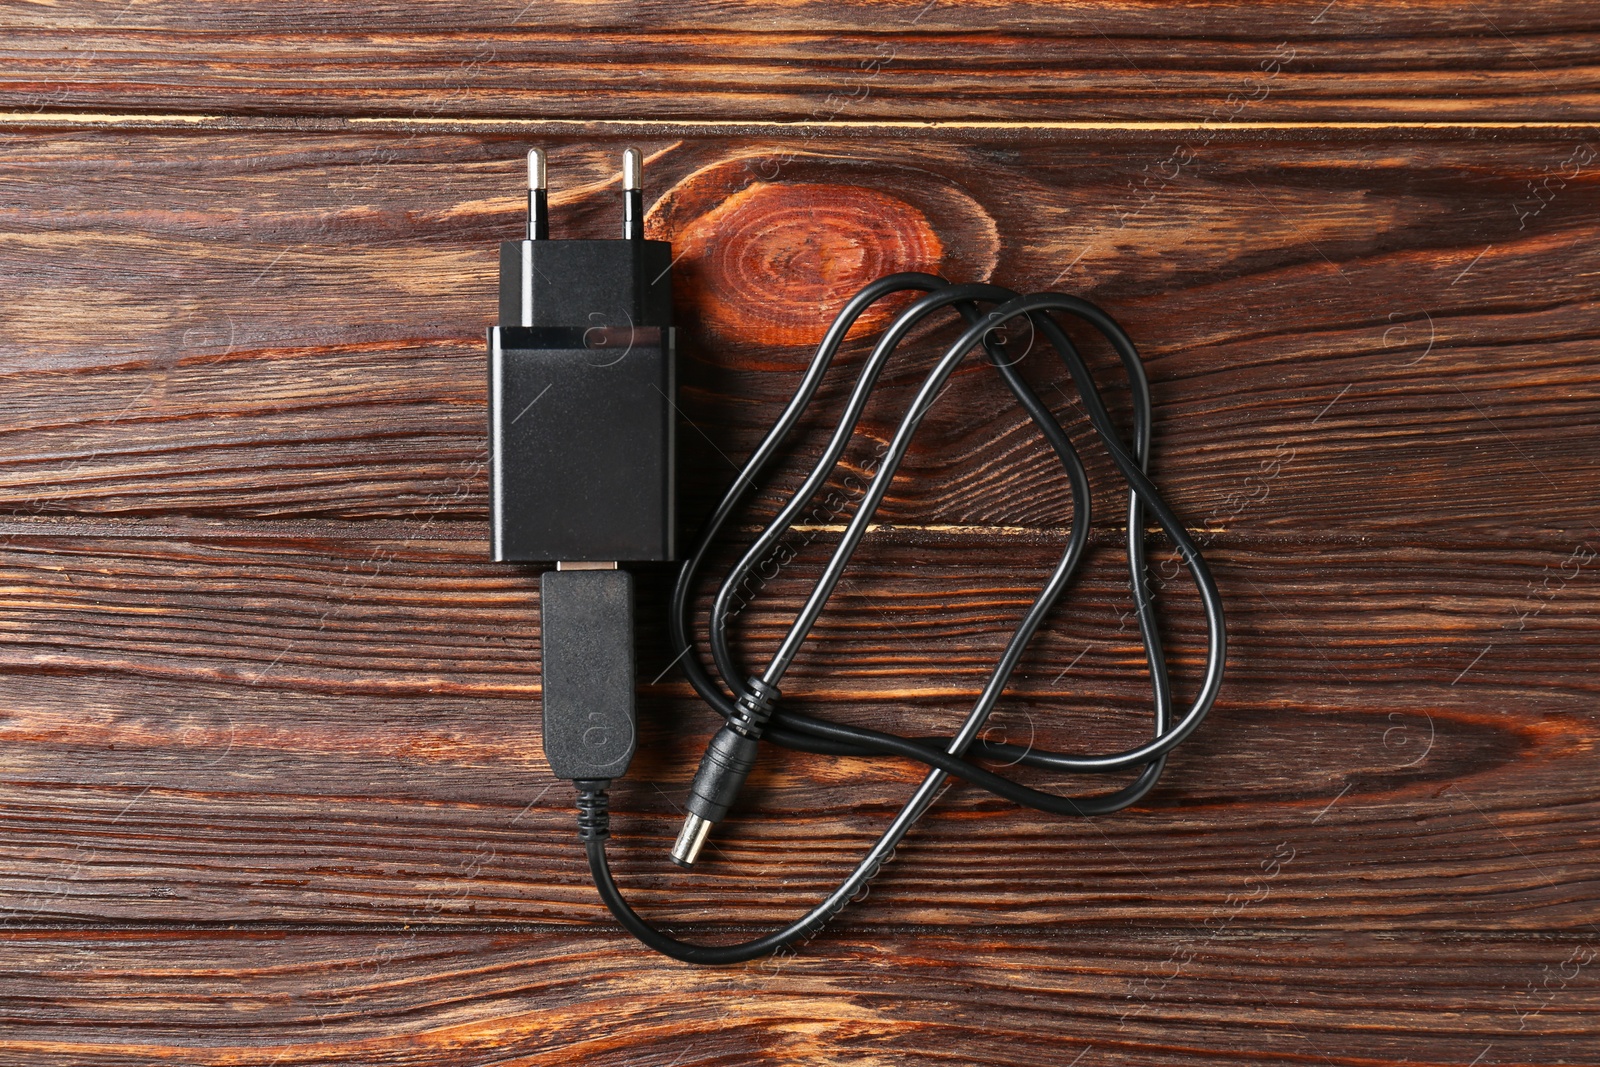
[585,273,1227,964]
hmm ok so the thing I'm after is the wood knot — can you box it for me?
[648,157,999,350]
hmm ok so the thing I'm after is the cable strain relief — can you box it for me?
[731,676,781,738]
[574,780,612,842]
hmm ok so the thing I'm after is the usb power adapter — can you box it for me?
[488,148,672,786]
[489,147,674,565]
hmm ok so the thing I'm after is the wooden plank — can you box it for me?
[0,527,1593,703]
[0,929,1594,1065]
[0,529,1593,928]
[1,2,1596,122]
[0,130,1596,539]
[11,0,1600,34]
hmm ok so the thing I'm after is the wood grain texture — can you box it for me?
[1,2,1598,122]
[1,930,1596,1066]
[0,528,1594,930]
[0,131,1596,541]
[3,5,1599,1063]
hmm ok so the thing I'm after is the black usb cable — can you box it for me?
[488,149,1226,965]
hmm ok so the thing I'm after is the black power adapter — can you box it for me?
[489,147,1227,966]
[489,148,674,565]
[488,149,670,789]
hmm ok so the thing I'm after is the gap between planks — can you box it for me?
[0,112,1597,134]
[2,921,1582,939]
[0,517,1315,543]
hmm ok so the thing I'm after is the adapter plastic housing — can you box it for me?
[488,238,676,563]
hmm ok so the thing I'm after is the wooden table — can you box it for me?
[1,3,1596,1064]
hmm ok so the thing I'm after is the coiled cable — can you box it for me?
[579,272,1226,964]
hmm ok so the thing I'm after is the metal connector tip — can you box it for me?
[669,812,713,868]
[527,147,547,190]
[622,147,643,191]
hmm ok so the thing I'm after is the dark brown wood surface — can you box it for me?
[1,5,1597,1065]
[3,1,1599,122]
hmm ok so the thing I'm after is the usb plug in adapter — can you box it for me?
[488,147,675,565]
[489,148,675,788]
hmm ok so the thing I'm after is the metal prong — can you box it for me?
[526,148,548,240]
[622,148,644,240]
[669,812,713,868]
